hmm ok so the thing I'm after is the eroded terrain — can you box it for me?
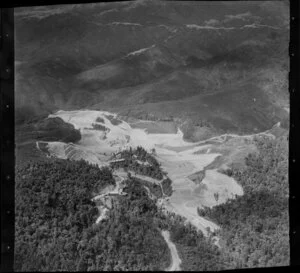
[36,109,270,235]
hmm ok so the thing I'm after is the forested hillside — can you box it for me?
[160,212,225,271]
[15,135,289,270]
[198,135,289,268]
[15,158,225,271]
[110,146,164,180]
[15,159,171,271]
[15,160,114,271]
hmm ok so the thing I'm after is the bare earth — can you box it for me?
[40,110,274,235]
[161,230,182,271]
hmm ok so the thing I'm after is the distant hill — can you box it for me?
[15,1,289,140]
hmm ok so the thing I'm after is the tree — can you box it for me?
[214,193,219,202]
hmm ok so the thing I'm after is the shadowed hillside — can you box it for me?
[15,1,289,140]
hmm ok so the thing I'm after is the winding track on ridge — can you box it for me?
[161,230,182,271]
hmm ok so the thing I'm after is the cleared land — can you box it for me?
[39,110,267,235]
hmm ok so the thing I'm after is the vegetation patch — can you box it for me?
[15,160,115,271]
[160,213,224,271]
[104,114,122,126]
[161,178,173,196]
[91,123,109,131]
[188,170,205,185]
[16,142,48,166]
[35,117,81,143]
[95,116,105,123]
[189,155,224,185]
[15,159,171,271]
[130,121,177,134]
[133,177,163,199]
[197,136,289,268]
[110,146,164,180]
[37,142,50,156]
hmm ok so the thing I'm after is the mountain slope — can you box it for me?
[15,1,289,140]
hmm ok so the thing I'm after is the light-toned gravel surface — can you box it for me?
[161,230,182,271]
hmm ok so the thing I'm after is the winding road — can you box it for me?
[115,170,165,185]
[161,230,182,271]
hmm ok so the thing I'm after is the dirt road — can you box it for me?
[92,172,126,201]
[161,230,182,271]
[115,170,164,185]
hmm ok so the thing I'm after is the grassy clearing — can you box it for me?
[130,121,177,134]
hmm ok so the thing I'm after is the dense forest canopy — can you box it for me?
[15,160,114,271]
[15,159,171,271]
[15,135,289,270]
[15,157,223,271]
[110,146,164,180]
[198,135,289,268]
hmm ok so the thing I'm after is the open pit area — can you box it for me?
[37,109,276,235]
